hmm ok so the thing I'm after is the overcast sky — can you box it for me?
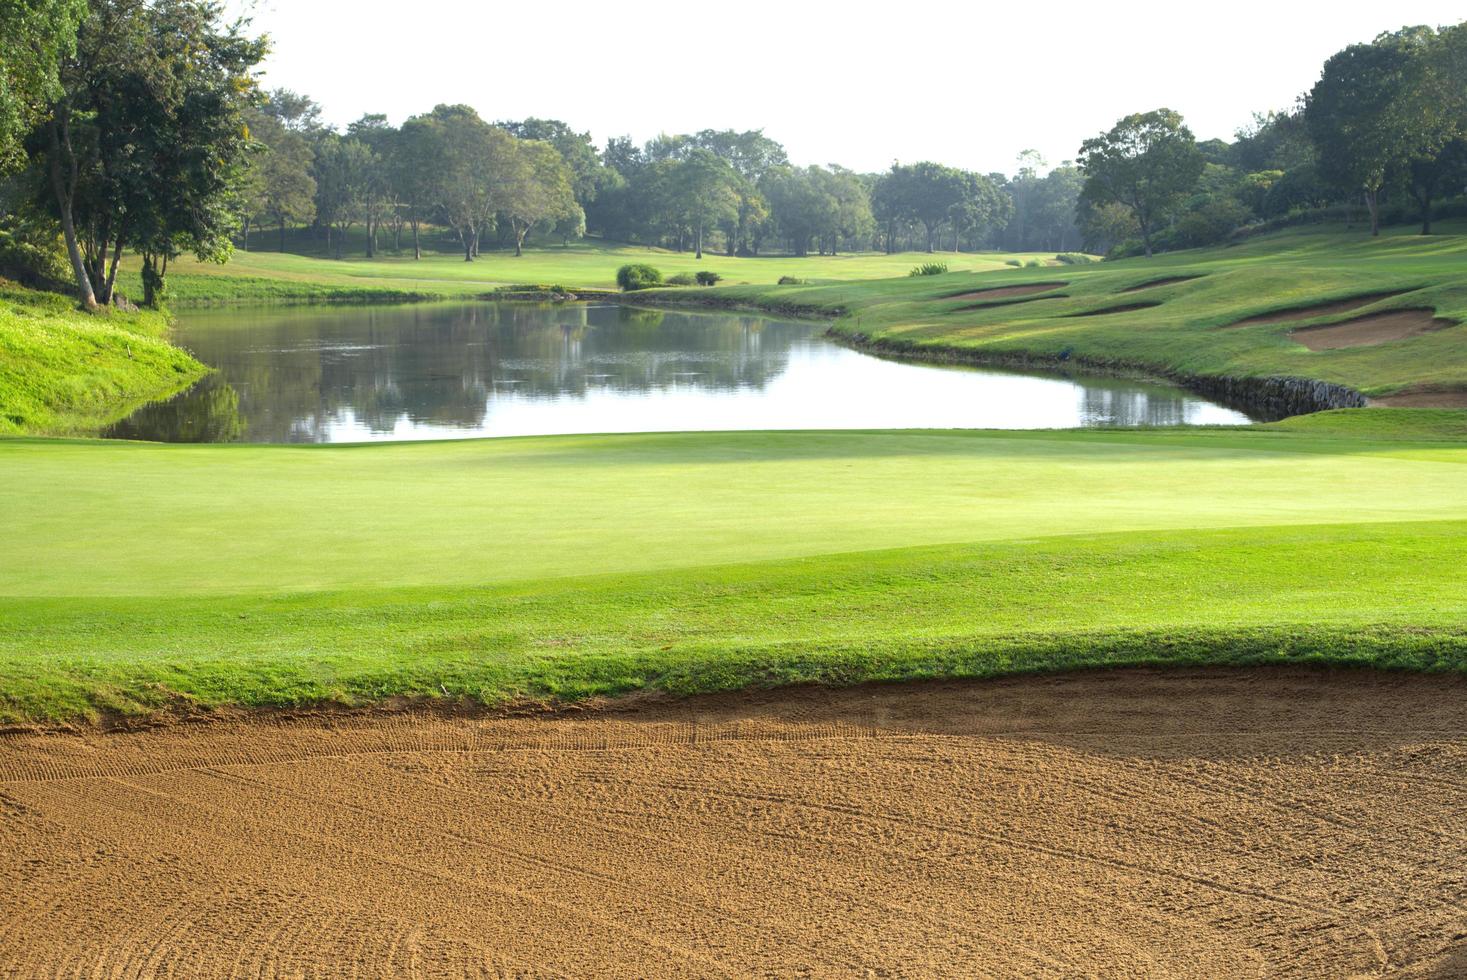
[231,0,1466,175]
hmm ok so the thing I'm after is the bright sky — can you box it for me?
[232,0,1466,175]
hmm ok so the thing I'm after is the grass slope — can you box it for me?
[3,415,1466,722]
[0,281,205,435]
[117,236,1062,305]
[664,221,1467,400]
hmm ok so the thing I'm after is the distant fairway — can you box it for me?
[3,414,1466,722]
[118,236,1063,304]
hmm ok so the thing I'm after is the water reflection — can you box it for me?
[105,302,1251,443]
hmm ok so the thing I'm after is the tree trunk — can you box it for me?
[280,217,287,253]
[1364,188,1380,237]
[412,219,421,260]
[924,223,936,253]
[1416,189,1432,235]
[365,216,375,258]
[242,218,250,252]
[47,117,98,310]
[514,223,525,257]
[1139,217,1154,259]
[695,222,703,259]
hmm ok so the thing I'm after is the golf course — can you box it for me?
[4,2,1467,972]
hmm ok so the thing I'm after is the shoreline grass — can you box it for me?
[0,280,206,435]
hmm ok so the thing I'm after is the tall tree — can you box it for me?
[38,0,265,306]
[1078,108,1204,257]
[0,0,87,174]
[242,109,316,252]
[668,149,738,259]
[1306,36,1423,236]
[501,139,578,257]
[877,162,969,253]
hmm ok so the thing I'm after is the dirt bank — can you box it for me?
[1,668,1463,977]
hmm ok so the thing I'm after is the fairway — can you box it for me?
[120,238,1065,304]
[4,416,1466,722]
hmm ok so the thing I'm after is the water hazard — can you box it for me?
[105,302,1251,443]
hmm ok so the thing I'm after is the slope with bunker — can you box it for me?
[663,221,1467,408]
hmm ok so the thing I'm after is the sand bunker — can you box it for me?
[1373,388,1467,408]
[1232,292,1405,326]
[946,282,1066,302]
[1064,300,1161,317]
[1120,275,1202,293]
[1293,309,1455,350]
[2,668,1464,977]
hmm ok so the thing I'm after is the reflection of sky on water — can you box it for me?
[106,302,1251,444]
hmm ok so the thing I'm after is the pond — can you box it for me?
[105,302,1252,443]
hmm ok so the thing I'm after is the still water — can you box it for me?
[106,302,1251,443]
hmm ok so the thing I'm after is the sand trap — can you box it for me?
[1374,389,1467,408]
[1232,291,1405,326]
[2,668,1464,977]
[946,282,1066,302]
[1120,275,1202,293]
[1293,309,1456,350]
[1064,300,1161,317]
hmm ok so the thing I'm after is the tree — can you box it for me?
[416,105,514,261]
[763,166,835,257]
[668,149,738,259]
[947,172,1007,252]
[36,0,265,307]
[242,109,316,252]
[881,162,968,252]
[1078,108,1204,257]
[501,139,578,256]
[313,136,376,259]
[1306,35,1426,236]
[346,114,396,256]
[498,117,603,212]
[0,0,87,173]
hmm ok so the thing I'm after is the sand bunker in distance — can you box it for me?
[2,668,1464,978]
[947,282,1066,302]
[1293,309,1455,350]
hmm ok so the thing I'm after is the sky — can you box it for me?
[230,0,1467,176]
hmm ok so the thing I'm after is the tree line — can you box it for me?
[1074,23,1467,256]
[2,3,1466,312]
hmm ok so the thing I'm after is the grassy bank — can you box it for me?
[0,281,206,435]
[116,237,1062,305]
[649,222,1467,402]
[3,413,1466,723]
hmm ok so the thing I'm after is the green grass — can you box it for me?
[0,280,206,435]
[663,221,1467,400]
[3,417,1466,722]
[116,235,1064,305]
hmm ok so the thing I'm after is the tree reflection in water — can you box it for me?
[105,301,1250,443]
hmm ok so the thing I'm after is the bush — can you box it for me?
[695,270,721,286]
[908,262,949,277]
[1024,259,1044,268]
[1004,259,1022,268]
[616,263,663,291]
[777,275,810,285]
[1054,253,1097,265]
[665,272,697,286]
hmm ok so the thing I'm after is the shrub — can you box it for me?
[665,272,697,286]
[616,263,663,291]
[1025,259,1044,268]
[1004,259,1022,268]
[908,262,949,277]
[1054,253,1097,265]
[695,270,721,286]
[777,275,810,285]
